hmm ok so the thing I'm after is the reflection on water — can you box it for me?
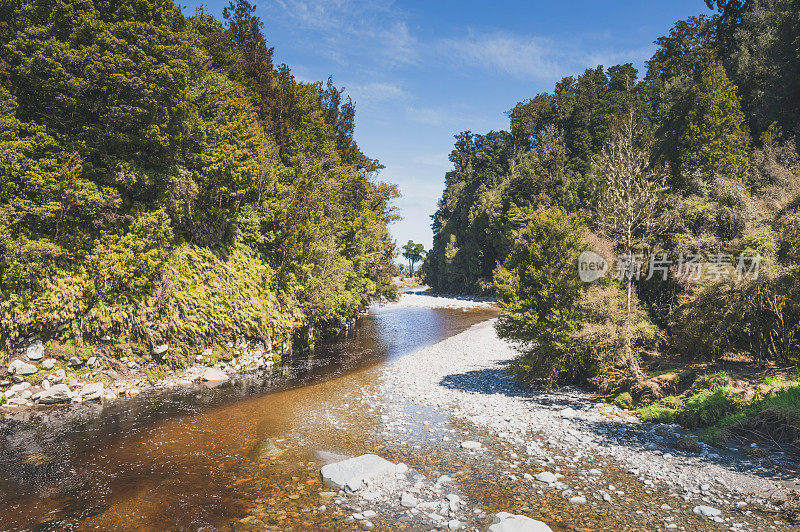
[0,301,498,530]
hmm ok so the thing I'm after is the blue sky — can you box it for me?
[181,0,712,250]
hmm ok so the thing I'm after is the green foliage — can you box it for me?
[636,403,678,423]
[678,385,738,428]
[495,206,589,383]
[0,0,398,356]
[613,392,633,409]
[676,57,751,184]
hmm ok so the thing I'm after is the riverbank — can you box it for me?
[0,337,279,411]
[371,318,799,529]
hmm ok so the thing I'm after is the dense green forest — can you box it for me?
[424,0,800,433]
[0,0,398,364]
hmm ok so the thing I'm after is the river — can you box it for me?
[0,292,794,531]
[0,295,498,530]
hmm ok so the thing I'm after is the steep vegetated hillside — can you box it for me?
[0,0,398,365]
[424,0,800,443]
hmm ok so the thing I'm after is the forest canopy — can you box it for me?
[0,0,399,360]
[424,0,800,380]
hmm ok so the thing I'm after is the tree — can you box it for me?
[676,57,751,184]
[594,109,665,368]
[493,206,589,383]
[402,240,425,275]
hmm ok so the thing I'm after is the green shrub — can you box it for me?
[146,365,167,384]
[691,371,730,392]
[637,403,677,423]
[495,206,589,384]
[678,386,738,428]
[613,392,634,409]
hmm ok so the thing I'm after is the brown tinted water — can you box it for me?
[0,302,499,530]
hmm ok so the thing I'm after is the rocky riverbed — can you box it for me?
[353,317,798,530]
[280,296,798,530]
[2,291,798,530]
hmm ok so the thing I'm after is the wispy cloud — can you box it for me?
[345,81,406,103]
[267,0,417,66]
[438,31,656,81]
[438,33,563,80]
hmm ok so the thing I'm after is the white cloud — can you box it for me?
[438,33,563,80]
[346,81,406,103]
[267,0,417,66]
[438,31,656,81]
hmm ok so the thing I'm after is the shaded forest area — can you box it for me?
[0,0,399,364]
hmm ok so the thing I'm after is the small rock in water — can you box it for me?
[568,496,587,504]
[534,472,557,484]
[460,440,482,450]
[320,454,397,491]
[488,512,553,531]
[693,505,721,518]
[249,438,284,460]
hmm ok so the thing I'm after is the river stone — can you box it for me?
[8,360,38,375]
[488,512,553,532]
[81,382,105,400]
[41,358,57,370]
[249,438,284,460]
[534,472,557,484]
[26,340,44,360]
[49,369,66,384]
[8,382,31,396]
[320,454,398,491]
[68,356,82,367]
[460,440,482,450]
[693,505,721,518]
[35,384,71,404]
[198,367,229,382]
[400,492,418,508]
[568,496,587,504]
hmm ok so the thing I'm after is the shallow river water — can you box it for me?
[0,300,498,530]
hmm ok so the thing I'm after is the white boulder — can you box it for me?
[460,440,482,450]
[320,454,398,491]
[34,384,71,404]
[26,340,44,360]
[693,505,721,518]
[488,512,553,532]
[8,360,38,375]
[41,358,57,370]
[534,472,557,484]
[198,367,229,382]
[49,369,66,384]
[81,382,105,400]
[152,344,169,356]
